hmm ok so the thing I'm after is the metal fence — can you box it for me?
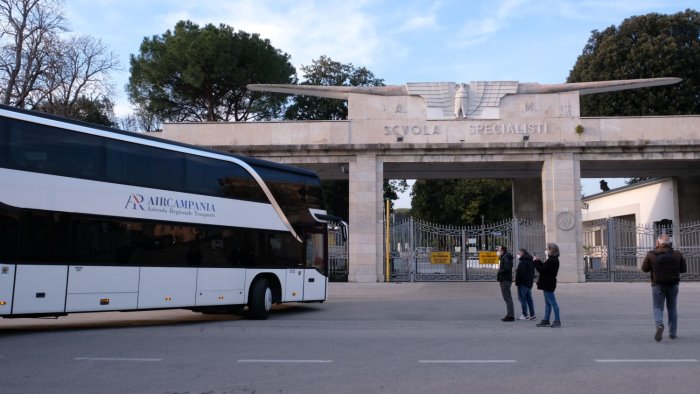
[387,218,545,282]
[583,218,700,282]
[328,223,348,282]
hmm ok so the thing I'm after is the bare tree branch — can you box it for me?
[0,0,65,106]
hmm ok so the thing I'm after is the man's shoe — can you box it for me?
[536,320,550,327]
[670,334,677,340]
[517,314,528,320]
[527,315,537,321]
[501,316,515,322]
[655,325,664,342]
[551,320,561,328]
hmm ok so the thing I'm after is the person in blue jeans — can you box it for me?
[515,248,536,320]
[641,234,687,341]
[533,243,560,328]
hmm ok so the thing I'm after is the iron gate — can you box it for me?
[328,222,348,282]
[388,218,545,282]
[584,218,700,282]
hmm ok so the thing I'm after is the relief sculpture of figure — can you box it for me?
[454,83,468,119]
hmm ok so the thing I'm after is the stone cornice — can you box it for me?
[211,140,700,157]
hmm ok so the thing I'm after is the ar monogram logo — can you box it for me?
[124,194,145,210]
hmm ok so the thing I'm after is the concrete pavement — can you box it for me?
[1,281,700,393]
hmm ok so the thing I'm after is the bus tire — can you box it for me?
[248,278,272,320]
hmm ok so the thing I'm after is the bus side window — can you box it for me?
[0,206,20,260]
[20,211,70,263]
[266,232,303,268]
[0,118,7,167]
[305,233,325,273]
[106,139,185,192]
[7,118,105,179]
[185,156,267,203]
[71,218,134,265]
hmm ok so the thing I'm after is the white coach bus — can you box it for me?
[0,105,341,319]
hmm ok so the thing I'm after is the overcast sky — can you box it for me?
[63,0,697,205]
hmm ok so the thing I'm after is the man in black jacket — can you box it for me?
[496,245,514,322]
[641,234,687,341]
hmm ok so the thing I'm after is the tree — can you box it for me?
[0,0,66,107]
[384,179,409,211]
[568,9,700,116]
[284,55,384,120]
[36,95,116,126]
[119,106,162,132]
[410,179,512,226]
[0,0,119,124]
[128,21,295,123]
[39,35,118,117]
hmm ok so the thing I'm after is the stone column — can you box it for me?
[348,154,384,282]
[512,177,543,223]
[541,153,584,282]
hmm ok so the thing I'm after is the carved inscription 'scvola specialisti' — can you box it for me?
[468,122,548,135]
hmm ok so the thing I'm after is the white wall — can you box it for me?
[582,178,676,224]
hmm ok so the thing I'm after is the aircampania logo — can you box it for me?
[124,193,216,219]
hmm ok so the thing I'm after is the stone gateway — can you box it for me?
[161,77,700,283]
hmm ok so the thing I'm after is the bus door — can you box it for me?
[0,264,15,315]
[285,268,304,301]
[303,232,328,301]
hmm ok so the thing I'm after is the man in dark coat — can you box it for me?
[496,245,514,322]
[641,234,687,341]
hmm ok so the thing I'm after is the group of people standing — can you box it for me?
[496,234,687,341]
[497,243,561,327]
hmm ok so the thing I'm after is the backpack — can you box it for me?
[654,250,680,284]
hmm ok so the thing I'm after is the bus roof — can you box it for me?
[0,104,320,180]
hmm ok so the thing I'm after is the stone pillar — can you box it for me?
[512,177,543,223]
[541,153,584,283]
[348,154,384,282]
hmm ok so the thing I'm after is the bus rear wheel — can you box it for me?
[249,278,272,320]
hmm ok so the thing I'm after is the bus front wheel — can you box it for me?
[249,278,272,320]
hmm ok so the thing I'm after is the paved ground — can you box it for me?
[2,281,700,393]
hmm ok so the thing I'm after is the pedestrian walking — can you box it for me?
[534,243,561,327]
[641,234,687,341]
[515,248,536,321]
[496,245,515,322]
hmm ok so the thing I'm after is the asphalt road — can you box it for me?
[2,281,700,394]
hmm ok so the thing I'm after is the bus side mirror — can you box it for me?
[342,223,348,242]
